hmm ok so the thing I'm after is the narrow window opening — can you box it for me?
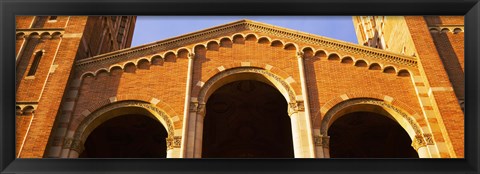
[48,16,58,21]
[27,51,43,76]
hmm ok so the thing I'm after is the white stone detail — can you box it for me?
[241,62,251,67]
[265,64,273,70]
[49,64,59,73]
[150,98,161,105]
[81,110,91,117]
[217,66,225,72]
[190,97,198,102]
[413,76,423,83]
[285,76,295,84]
[171,116,180,122]
[384,95,394,103]
[174,129,183,136]
[296,95,304,100]
[109,97,117,103]
[196,81,205,87]
[340,94,349,101]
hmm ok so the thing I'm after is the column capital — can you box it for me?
[411,134,427,150]
[166,136,182,150]
[188,53,196,59]
[296,51,304,59]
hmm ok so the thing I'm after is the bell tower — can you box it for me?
[15,16,136,158]
[353,16,465,157]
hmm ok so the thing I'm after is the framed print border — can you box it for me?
[1,0,479,174]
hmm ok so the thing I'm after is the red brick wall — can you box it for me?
[71,57,189,131]
[405,16,464,157]
[15,114,32,156]
[16,37,61,101]
[16,16,34,28]
[305,56,421,128]
[16,16,89,158]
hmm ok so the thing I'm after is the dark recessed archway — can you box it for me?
[202,80,294,158]
[79,114,168,158]
[328,112,419,158]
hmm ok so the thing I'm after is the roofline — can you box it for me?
[75,19,417,69]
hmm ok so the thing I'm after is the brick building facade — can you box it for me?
[15,16,464,158]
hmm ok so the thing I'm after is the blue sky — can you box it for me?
[131,16,358,47]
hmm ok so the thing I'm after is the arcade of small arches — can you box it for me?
[76,32,416,80]
[59,66,435,159]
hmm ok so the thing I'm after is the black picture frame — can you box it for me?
[1,0,479,173]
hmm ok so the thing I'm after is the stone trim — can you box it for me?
[73,101,176,145]
[74,20,417,72]
[197,67,297,104]
[320,98,423,137]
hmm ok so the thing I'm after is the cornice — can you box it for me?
[75,19,418,70]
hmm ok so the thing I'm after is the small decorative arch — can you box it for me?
[369,63,382,70]
[206,40,220,51]
[383,66,397,74]
[123,62,136,73]
[302,47,314,58]
[354,59,368,67]
[150,55,164,65]
[397,69,411,77]
[271,40,284,47]
[109,65,123,75]
[220,37,233,47]
[232,34,245,44]
[94,69,109,78]
[163,51,177,62]
[340,56,354,64]
[284,43,298,51]
[136,58,151,69]
[327,53,340,61]
[453,28,463,34]
[176,47,191,58]
[245,33,258,41]
[314,50,328,59]
[257,37,271,44]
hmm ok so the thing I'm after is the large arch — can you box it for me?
[320,98,433,158]
[201,80,294,158]
[67,100,177,158]
[186,66,315,158]
[197,67,297,104]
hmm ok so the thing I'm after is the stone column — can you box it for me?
[167,136,182,158]
[16,33,26,65]
[289,102,315,158]
[291,51,316,158]
[193,104,205,158]
[322,135,330,158]
[412,134,431,158]
[60,138,83,158]
[313,130,325,158]
[180,53,195,157]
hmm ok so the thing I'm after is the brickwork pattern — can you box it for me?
[405,16,464,157]
[15,17,464,158]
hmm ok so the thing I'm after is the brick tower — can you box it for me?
[15,16,136,158]
[353,16,464,157]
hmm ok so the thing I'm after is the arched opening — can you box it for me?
[79,114,168,158]
[328,111,418,158]
[202,80,294,158]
